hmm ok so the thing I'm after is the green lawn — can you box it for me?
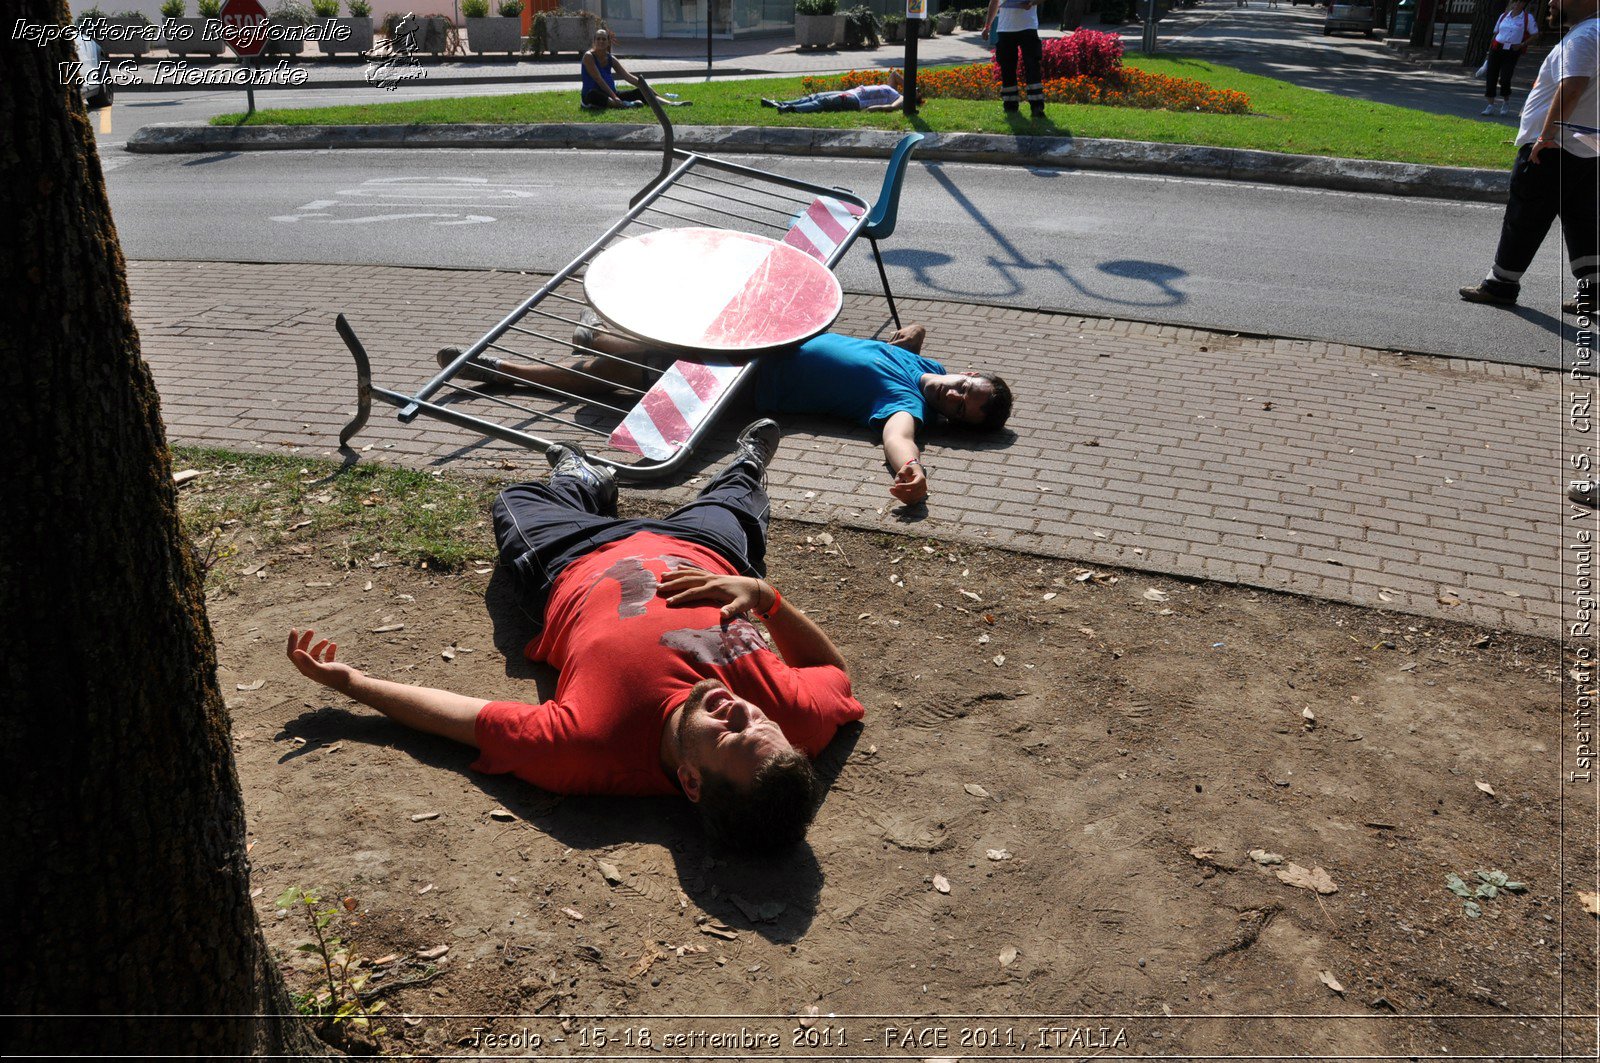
[214,54,1516,169]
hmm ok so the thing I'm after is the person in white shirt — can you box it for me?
[1483,0,1541,114]
[760,70,908,113]
[983,0,1045,117]
[1460,0,1597,321]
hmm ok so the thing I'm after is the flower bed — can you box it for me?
[802,62,1251,115]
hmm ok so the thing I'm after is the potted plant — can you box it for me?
[842,4,879,47]
[540,6,598,56]
[881,11,903,41]
[266,0,310,55]
[935,5,957,34]
[794,0,837,48]
[100,9,157,60]
[465,0,523,55]
[319,0,373,55]
[958,7,985,30]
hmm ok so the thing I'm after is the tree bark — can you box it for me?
[0,2,327,1055]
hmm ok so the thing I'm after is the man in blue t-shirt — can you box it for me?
[435,321,1014,506]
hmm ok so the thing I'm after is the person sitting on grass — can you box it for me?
[761,69,910,113]
[286,421,864,854]
[581,28,690,109]
[436,319,1014,507]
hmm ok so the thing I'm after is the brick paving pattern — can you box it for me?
[129,260,1569,637]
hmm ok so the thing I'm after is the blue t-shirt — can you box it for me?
[580,51,617,99]
[753,333,945,426]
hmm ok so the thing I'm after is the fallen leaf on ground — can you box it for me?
[932,875,951,894]
[416,945,449,960]
[417,884,434,895]
[1190,847,1217,862]
[1438,593,1463,607]
[1042,592,1058,601]
[561,907,584,921]
[235,679,265,691]
[1578,891,1600,916]
[960,590,981,601]
[1475,781,1496,797]
[963,783,990,798]
[596,860,622,885]
[370,623,405,633]
[488,808,516,821]
[1249,849,1284,866]
[410,811,440,822]
[1275,862,1338,894]
[699,922,738,940]
[998,946,1018,967]
[1318,971,1345,995]
[1142,588,1169,602]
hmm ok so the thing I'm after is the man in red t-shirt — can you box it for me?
[287,420,864,853]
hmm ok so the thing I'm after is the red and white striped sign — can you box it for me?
[607,357,742,460]
[782,196,866,264]
[585,228,842,354]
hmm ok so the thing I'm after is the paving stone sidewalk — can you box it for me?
[129,260,1569,638]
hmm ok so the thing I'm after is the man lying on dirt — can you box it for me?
[286,420,863,854]
[437,320,1013,506]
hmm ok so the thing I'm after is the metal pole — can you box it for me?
[904,17,919,115]
[246,56,256,117]
[1141,0,1158,53]
[706,0,713,76]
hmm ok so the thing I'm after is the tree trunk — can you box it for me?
[1462,0,1500,68]
[1410,0,1437,46]
[0,2,328,1055]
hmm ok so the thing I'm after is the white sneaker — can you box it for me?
[1481,103,1495,115]
[1494,100,1507,115]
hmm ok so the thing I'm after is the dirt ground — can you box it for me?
[211,510,1596,1060]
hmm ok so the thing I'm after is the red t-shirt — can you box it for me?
[472,531,864,795]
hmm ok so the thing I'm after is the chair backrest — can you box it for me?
[862,132,925,241]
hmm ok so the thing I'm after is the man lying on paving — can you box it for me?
[437,321,1013,506]
[286,420,863,854]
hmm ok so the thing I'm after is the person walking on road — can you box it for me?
[1459,0,1597,316]
[984,0,1045,118]
[1483,0,1542,115]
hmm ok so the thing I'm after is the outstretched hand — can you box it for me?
[286,628,362,694]
[890,462,928,505]
[656,567,766,621]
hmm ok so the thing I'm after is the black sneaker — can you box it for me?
[1459,280,1519,306]
[735,418,781,474]
[437,346,501,384]
[1571,482,1598,509]
[546,442,618,516]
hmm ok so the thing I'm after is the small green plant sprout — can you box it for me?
[1445,869,1527,918]
[346,0,371,14]
[311,0,340,17]
[276,887,386,1035]
[160,0,187,19]
[498,0,525,16]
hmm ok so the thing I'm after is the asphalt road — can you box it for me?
[101,145,1573,367]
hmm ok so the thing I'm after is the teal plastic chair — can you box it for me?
[862,132,924,329]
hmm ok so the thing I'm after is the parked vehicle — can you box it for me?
[1324,1,1377,35]
[75,36,114,109]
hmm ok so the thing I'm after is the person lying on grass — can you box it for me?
[286,421,863,855]
[759,69,914,113]
[436,320,1014,506]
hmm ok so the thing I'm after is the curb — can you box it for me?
[124,123,1510,203]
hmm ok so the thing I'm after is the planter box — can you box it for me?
[98,16,158,58]
[543,13,597,56]
[466,16,521,55]
[935,12,956,33]
[164,18,224,56]
[918,15,935,36]
[794,12,835,48]
[318,16,373,56]
[882,22,903,41]
[266,21,307,55]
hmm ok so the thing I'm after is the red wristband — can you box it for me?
[755,583,782,621]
